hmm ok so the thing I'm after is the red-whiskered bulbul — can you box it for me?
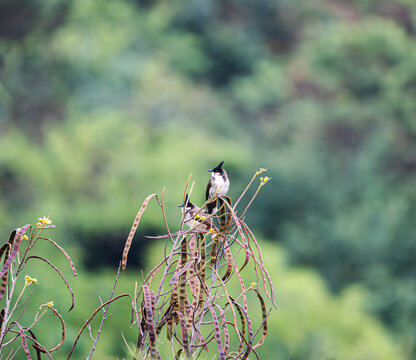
[179,194,215,231]
[205,161,229,214]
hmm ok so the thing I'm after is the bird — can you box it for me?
[179,195,215,231]
[205,160,229,214]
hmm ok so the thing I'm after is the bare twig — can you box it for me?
[86,262,122,360]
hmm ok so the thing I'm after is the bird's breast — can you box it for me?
[210,176,229,196]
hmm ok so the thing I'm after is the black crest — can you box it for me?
[209,161,224,173]
[178,194,194,208]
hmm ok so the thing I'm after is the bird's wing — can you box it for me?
[206,178,213,200]
[201,215,213,229]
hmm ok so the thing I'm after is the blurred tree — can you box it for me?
[1,0,416,356]
[243,18,416,347]
[0,0,71,133]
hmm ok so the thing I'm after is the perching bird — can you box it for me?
[205,161,229,214]
[179,195,215,231]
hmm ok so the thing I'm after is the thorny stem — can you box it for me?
[157,186,175,245]
[0,263,18,351]
[0,228,39,351]
[5,345,20,360]
[15,228,43,277]
[67,294,134,360]
[7,286,26,324]
[187,218,242,352]
[24,305,51,334]
[153,177,196,304]
[86,262,122,360]
[1,221,74,358]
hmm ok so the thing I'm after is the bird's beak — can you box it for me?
[178,205,183,208]
[208,169,212,172]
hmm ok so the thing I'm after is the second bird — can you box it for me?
[179,194,214,231]
[205,160,230,214]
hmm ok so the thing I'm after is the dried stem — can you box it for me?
[86,262,122,360]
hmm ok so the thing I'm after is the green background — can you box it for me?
[1,0,416,358]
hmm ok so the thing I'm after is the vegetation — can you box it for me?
[0,218,73,358]
[0,212,404,359]
[1,0,416,358]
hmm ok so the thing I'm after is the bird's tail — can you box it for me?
[206,200,216,214]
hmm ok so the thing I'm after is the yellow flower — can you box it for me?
[260,176,271,186]
[46,301,54,307]
[208,228,215,234]
[250,282,257,287]
[24,275,38,286]
[37,216,52,226]
[16,228,28,240]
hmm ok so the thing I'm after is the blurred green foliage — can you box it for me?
[254,242,405,360]
[1,0,416,358]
